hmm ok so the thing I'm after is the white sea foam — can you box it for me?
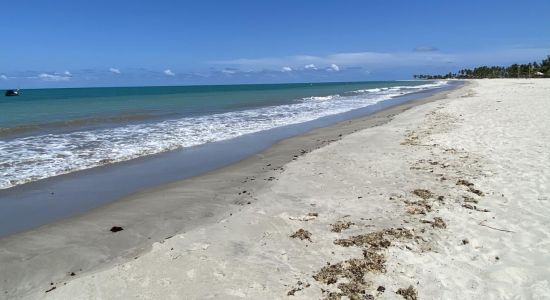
[352,81,447,94]
[0,81,448,189]
[301,95,338,101]
[351,87,386,94]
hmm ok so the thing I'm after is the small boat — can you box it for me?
[5,89,20,96]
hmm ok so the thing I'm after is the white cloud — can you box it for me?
[38,73,71,81]
[221,69,236,74]
[212,52,398,68]
[213,47,550,73]
[63,71,72,76]
[164,69,175,76]
[109,68,121,74]
[328,64,340,71]
[304,64,317,70]
[212,51,457,70]
[281,66,293,72]
[0,75,7,80]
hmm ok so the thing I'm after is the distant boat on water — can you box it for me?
[4,89,20,96]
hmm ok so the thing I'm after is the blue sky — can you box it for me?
[1,0,549,88]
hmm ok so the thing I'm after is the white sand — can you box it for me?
[23,79,550,299]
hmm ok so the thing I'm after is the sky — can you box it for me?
[1,0,549,88]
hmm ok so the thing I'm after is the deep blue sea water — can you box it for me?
[0,81,447,190]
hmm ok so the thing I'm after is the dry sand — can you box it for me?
[3,79,549,299]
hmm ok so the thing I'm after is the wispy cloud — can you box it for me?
[63,71,72,76]
[163,69,175,76]
[0,75,8,80]
[212,51,452,70]
[414,46,440,52]
[221,68,237,74]
[211,47,550,72]
[109,67,121,74]
[281,66,293,72]
[37,73,71,81]
[304,64,317,70]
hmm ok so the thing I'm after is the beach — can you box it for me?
[0,81,452,237]
[1,79,549,299]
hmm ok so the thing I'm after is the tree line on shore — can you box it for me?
[414,55,550,79]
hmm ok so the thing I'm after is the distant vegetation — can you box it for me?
[414,55,550,79]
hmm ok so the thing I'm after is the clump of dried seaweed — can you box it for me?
[313,228,414,299]
[290,229,312,242]
[330,221,355,233]
[396,285,418,300]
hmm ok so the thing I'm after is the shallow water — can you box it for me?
[0,81,447,190]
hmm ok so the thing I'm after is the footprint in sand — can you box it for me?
[213,271,226,279]
[226,289,246,297]
[188,242,210,251]
[158,278,171,287]
[281,250,288,262]
[140,277,151,288]
[531,280,550,298]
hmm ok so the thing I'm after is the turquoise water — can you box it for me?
[0,80,447,189]
[2,82,433,133]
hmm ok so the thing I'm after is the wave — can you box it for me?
[0,81,448,189]
[301,95,339,101]
[0,113,159,138]
[351,81,448,94]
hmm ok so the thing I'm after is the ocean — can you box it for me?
[0,80,448,190]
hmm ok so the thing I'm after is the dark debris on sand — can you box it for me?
[468,187,484,196]
[462,204,490,212]
[456,179,474,187]
[404,199,433,215]
[314,250,386,284]
[412,189,433,200]
[334,228,413,249]
[330,221,355,233]
[287,281,310,296]
[422,217,447,229]
[396,285,418,300]
[456,179,485,196]
[314,250,384,299]
[109,226,124,233]
[432,217,447,229]
[313,228,415,299]
[463,196,478,204]
[290,229,312,242]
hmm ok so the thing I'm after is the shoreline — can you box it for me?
[0,83,465,298]
[0,82,457,237]
[1,81,446,191]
